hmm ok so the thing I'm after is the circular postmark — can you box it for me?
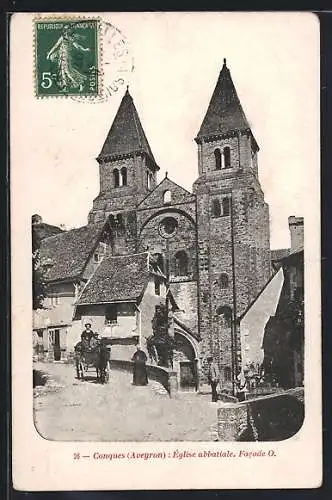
[72,20,134,103]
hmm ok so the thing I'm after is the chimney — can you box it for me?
[288,216,304,252]
[31,214,42,225]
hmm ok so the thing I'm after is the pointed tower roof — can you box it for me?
[98,89,159,169]
[196,59,257,147]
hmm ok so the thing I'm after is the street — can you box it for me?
[33,363,220,441]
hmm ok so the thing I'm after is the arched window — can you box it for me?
[224,146,231,168]
[219,273,229,289]
[216,305,232,327]
[175,251,189,276]
[212,199,221,217]
[147,172,153,190]
[214,149,222,170]
[163,190,172,204]
[115,213,125,235]
[113,169,120,188]
[120,167,127,186]
[222,197,230,216]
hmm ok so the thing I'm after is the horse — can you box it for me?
[74,340,110,383]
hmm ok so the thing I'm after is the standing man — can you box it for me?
[207,356,220,403]
[131,346,148,386]
[235,369,248,402]
[81,322,94,348]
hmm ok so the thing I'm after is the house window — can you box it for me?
[163,190,172,204]
[224,146,231,168]
[175,250,189,276]
[113,168,120,188]
[154,277,161,296]
[93,252,101,263]
[120,167,127,186]
[222,197,230,216]
[212,199,221,217]
[105,304,118,324]
[219,273,229,289]
[216,305,232,327]
[51,295,60,306]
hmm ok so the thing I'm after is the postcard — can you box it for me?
[11,11,321,490]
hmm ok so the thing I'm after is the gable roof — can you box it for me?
[40,221,106,282]
[196,59,256,146]
[98,89,159,169]
[137,175,195,210]
[76,252,153,305]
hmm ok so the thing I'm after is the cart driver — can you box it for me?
[81,322,94,348]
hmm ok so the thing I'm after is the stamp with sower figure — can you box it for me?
[34,18,100,97]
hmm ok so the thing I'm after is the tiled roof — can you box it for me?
[40,222,105,282]
[32,222,63,250]
[99,89,159,169]
[271,248,291,261]
[77,252,151,305]
[196,59,253,141]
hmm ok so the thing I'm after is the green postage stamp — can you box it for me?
[34,18,100,97]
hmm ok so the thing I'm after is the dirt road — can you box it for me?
[34,362,220,442]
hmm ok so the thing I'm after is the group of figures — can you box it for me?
[74,322,151,387]
[74,323,111,384]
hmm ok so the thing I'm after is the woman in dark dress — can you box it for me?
[131,347,148,386]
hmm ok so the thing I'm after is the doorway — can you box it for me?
[180,362,196,391]
[49,328,61,361]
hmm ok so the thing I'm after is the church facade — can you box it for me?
[87,58,271,382]
[37,59,271,390]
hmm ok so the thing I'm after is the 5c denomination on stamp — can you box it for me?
[34,18,100,97]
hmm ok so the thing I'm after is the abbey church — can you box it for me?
[34,59,272,390]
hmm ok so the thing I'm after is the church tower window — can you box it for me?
[120,167,127,186]
[212,199,221,218]
[147,172,153,189]
[113,169,120,188]
[163,190,172,204]
[222,197,230,216]
[219,273,229,288]
[216,305,232,327]
[175,250,189,276]
[214,149,222,170]
[223,146,231,168]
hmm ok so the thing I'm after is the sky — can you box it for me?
[11,12,319,249]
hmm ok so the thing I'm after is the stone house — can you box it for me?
[35,59,273,391]
[263,217,304,388]
[74,252,167,361]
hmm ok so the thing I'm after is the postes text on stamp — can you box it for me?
[34,19,100,97]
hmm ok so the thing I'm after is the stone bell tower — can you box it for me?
[88,88,159,254]
[194,59,271,387]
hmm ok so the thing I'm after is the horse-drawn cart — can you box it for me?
[74,339,111,384]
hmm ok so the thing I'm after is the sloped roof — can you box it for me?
[32,222,63,250]
[76,252,151,305]
[196,59,255,143]
[271,248,291,261]
[40,222,105,282]
[99,89,159,169]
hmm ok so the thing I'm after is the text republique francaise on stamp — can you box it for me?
[34,19,100,97]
